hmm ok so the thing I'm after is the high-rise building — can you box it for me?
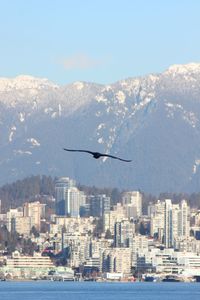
[68,187,86,217]
[23,201,46,231]
[164,199,173,248]
[102,248,131,275]
[103,203,126,234]
[55,177,75,215]
[179,200,190,238]
[6,208,23,232]
[55,177,85,217]
[149,200,165,241]
[131,235,149,267]
[114,219,135,247]
[194,211,200,226]
[164,199,190,248]
[15,216,32,236]
[89,194,110,217]
[122,191,142,218]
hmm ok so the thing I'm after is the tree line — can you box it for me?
[0,175,55,212]
[0,175,200,213]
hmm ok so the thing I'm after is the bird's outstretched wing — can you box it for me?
[63,148,132,162]
[63,148,94,155]
[101,153,132,162]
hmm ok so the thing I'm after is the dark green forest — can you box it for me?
[0,175,55,212]
[0,175,200,213]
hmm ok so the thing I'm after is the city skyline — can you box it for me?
[1,176,200,282]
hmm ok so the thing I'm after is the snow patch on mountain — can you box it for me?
[95,94,108,103]
[58,104,62,116]
[27,138,40,147]
[98,137,104,144]
[193,159,200,174]
[44,107,53,114]
[19,112,25,122]
[14,150,32,155]
[95,111,101,117]
[32,100,38,110]
[115,91,126,104]
[183,112,198,128]
[97,123,106,130]
[9,126,17,142]
[51,112,58,118]
[165,102,198,127]
[102,85,112,92]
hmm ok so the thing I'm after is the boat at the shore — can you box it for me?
[162,275,182,282]
[142,274,160,282]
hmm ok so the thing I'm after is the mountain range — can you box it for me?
[1,63,200,194]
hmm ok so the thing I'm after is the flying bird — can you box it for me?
[63,148,132,162]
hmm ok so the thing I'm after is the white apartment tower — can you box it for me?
[122,191,142,218]
[55,177,86,217]
[164,199,173,248]
[23,201,46,231]
[178,200,190,238]
[149,200,165,241]
[164,199,190,248]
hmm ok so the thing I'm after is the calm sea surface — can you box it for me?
[0,281,200,300]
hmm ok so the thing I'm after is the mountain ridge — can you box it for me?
[1,62,200,194]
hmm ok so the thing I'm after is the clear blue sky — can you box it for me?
[0,0,200,85]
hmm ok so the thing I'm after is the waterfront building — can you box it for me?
[4,250,55,279]
[6,250,54,268]
[62,233,90,267]
[102,248,131,275]
[131,235,149,267]
[174,236,200,254]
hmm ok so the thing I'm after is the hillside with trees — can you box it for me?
[0,175,55,212]
[0,175,200,214]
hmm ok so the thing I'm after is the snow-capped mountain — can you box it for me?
[1,63,200,194]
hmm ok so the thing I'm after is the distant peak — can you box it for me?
[16,75,41,81]
[165,62,200,75]
[14,74,56,85]
[73,81,85,90]
[0,75,59,92]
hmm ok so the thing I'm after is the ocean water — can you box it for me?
[0,281,200,300]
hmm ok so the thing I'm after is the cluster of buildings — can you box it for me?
[0,176,200,281]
